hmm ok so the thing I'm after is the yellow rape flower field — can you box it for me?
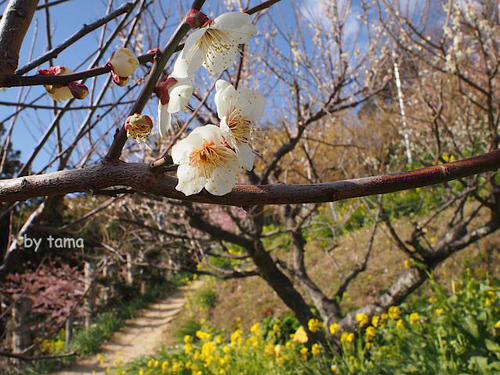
[100,272,499,374]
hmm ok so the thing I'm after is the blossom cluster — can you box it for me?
[162,10,265,196]
[39,8,264,197]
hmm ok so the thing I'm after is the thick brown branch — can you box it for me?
[0,150,498,205]
[0,0,39,77]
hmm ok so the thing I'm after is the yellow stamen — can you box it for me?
[226,108,251,144]
[197,29,237,74]
[190,142,234,178]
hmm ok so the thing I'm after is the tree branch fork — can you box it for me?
[0,149,498,205]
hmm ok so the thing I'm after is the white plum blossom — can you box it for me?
[214,79,264,170]
[108,48,140,86]
[182,12,257,75]
[155,55,194,137]
[171,125,240,196]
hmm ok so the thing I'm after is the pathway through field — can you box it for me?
[53,281,200,374]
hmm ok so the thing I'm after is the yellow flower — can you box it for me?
[365,326,377,341]
[409,313,420,325]
[331,365,339,374]
[274,344,283,357]
[371,316,380,328]
[196,330,212,341]
[428,296,437,304]
[138,369,145,375]
[222,345,232,354]
[341,332,355,345]
[308,319,323,333]
[97,354,106,367]
[184,343,193,354]
[396,319,405,330]
[356,313,369,328]
[435,308,445,317]
[250,323,262,336]
[494,320,500,329]
[300,347,309,359]
[404,259,411,269]
[184,335,193,344]
[329,323,341,335]
[311,343,323,357]
[161,361,169,373]
[388,306,401,320]
[293,326,309,343]
[201,341,217,358]
[215,335,224,345]
[264,343,275,356]
[485,298,492,307]
[230,329,244,347]
[248,335,259,348]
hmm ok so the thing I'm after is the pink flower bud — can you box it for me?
[185,9,211,28]
[125,113,153,141]
[67,82,89,99]
[154,77,178,105]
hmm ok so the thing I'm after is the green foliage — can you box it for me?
[195,288,218,310]
[333,272,500,374]
[173,319,203,342]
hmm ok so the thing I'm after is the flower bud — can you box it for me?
[68,82,89,99]
[125,113,153,141]
[184,9,211,28]
[39,66,89,102]
[154,77,178,105]
[108,48,139,85]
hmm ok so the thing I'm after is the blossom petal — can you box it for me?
[219,117,237,147]
[158,102,171,138]
[213,13,256,44]
[237,142,255,171]
[204,160,239,196]
[171,133,203,164]
[236,89,265,121]
[167,83,193,113]
[181,29,206,74]
[175,163,206,196]
[172,53,198,79]
[48,86,73,102]
[191,124,225,144]
[182,28,206,57]
[203,45,239,75]
[213,12,252,32]
[215,80,238,118]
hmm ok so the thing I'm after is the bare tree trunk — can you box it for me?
[126,253,134,286]
[11,297,32,365]
[65,312,73,351]
[84,261,96,330]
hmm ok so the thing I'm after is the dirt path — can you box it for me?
[53,282,200,374]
